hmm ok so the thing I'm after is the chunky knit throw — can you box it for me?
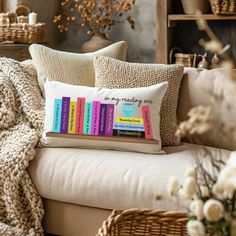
[0,58,44,235]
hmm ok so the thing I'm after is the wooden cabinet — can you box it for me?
[0,44,31,61]
[156,0,236,64]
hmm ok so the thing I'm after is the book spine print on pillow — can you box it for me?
[60,97,70,133]
[52,98,155,141]
[113,123,144,131]
[52,99,62,133]
[113,130,145,138]
[75,97,85,134]
[105,104,115,136]
[142,105,153,140]
[91,101,101,135]
[99,104,107,136]
[84,102,93,135]
[68,102,77,134]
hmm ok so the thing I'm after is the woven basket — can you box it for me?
[210,0,236,14]
[96,209,188,236]
[0,23,45,44]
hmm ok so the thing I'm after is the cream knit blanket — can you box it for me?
[0,58,44,235]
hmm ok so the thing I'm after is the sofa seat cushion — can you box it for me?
[28,144,230,211]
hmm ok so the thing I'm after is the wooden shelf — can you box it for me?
[46,132,159,145]
[168,14,236,21]
[156,0,236,64]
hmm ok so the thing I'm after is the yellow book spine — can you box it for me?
[116,117,144,125]
[68,102,77,134]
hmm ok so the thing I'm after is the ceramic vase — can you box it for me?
[181,0,210,14]
[81,34,113,53]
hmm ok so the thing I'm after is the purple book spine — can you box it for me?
[99,104,107,136]
[60,97,70,133]
[91,101,101,135]
[105,104,115,136]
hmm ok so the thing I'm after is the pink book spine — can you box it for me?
[142,105,153,140]
[91,101,101,135]
[75,98,85,134]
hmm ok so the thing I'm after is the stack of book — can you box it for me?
[52,97,153,140]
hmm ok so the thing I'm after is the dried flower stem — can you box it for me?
[54,0,136,35]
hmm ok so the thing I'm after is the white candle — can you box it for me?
[29,12,37,25]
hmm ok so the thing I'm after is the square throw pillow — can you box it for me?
[29,41,127,96]
[42,79,168,154]
[93,56,184,146]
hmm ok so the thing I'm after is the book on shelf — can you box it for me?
[91,101,101,136]
[52,99,62,133]
[113,129,145,138]
[60,97,70,134]
[68,102,77,134]
[99,104,107,136]
[83,102,93,135]
[142,105,153,140]
[105,104,115,136]
[75,97,85,134]
[114,123,144,132]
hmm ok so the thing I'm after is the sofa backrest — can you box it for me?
[177,67,236,151]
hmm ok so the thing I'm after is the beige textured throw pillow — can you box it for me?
[29,42,128,96]
[94,56,184,146]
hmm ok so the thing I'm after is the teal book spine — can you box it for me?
[52,99,62,133]
[83,102,93,135]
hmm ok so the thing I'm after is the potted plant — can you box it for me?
[54,0,136,52]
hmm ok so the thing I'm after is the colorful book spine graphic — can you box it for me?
[83,102,93,135]
[99,104,107,136]
[113,130,145,138]
[114,123,144,132]
[105,104,115,136]
[75,98,85,134]
[116,117,143,125]
[142,105,153,140]
[52,99,62,133]
[91,101,101,135]
[68,102,77,134]
[60,97,70,133]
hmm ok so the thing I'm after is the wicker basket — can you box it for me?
[210,0,236,14]
[96,209,188,236]
[175,53,201,68]
[0,23,45,44]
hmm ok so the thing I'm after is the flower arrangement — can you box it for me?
[53,0,136,36]
[168,152,236,236]
[167,11,236,236]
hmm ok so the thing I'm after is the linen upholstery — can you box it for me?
[178,68,236,151]
[43,200,111,236]
[94,56,184,146]
[28,144,230,212]
[29,42,127,96]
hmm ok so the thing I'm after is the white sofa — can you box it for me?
[28,68,233,236]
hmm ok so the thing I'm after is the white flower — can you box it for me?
[185,168,196,179]
[216,151,236,199]
[228,152,236,167]
[203,199,224,222]
[181,177,197,199]
[167,176,180,196]
[213,184,224,199]
[187,220,205,236]
[200,186,210,198]
[190,199,204,220]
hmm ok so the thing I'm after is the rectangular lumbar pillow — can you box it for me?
[42,79,168,154]
[29,41,127,96]
[93,56,184,146]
